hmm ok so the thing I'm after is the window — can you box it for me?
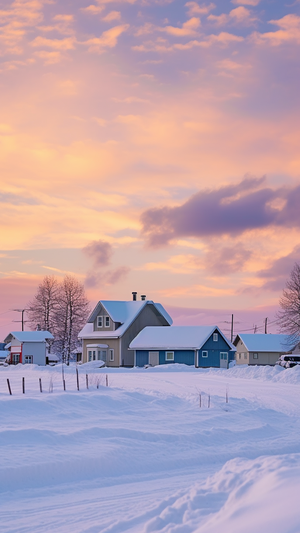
[24,355,33,364]
[220,352,228,360]
[253,353,258,359]
[239,353,242,359]
[88,350,96,361]
[213,333,218,342]
[98,350,107,361]
[12,353,20,364]
[109,349,114,362]
[105,316,110,328]
[97,316,103,328]
[244,353,247,360]
[202,351,208,358]
[165,351,174,361]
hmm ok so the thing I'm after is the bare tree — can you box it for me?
[54,275,90,364]
[27,276,59,333]
[277,263,300,347]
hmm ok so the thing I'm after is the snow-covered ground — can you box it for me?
[1,363,300,532]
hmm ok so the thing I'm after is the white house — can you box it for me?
[4,331,54,366]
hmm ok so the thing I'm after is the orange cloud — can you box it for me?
[161,17,201,37]
[252,14,300,45]
[30,36,76,50]
[102,11,121,22]
[82,24,129,52]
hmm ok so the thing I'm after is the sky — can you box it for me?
[1,0,300,339]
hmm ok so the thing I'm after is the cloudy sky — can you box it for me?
[1,0,300,338]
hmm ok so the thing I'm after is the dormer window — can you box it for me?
[97,316,103,328]
[105,316,110,328]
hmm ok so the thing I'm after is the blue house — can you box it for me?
[129,325,235,368]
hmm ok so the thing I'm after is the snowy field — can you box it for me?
[1,363,300,533]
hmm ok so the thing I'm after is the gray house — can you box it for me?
[78,298,172,367]
[4,331,54,365]
[233,333,291,366]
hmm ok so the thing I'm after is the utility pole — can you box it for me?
[265,317,268,334]
[12,309,29,331]
[254,324,257,333]
[231,314,234,343]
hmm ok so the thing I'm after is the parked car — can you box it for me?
[276,354,300,369]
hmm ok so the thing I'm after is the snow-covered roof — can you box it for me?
[129,325,234,351]
[48,354,59,362]
[234,334,291,352]
[0,350,8,360]
[86,343,108,348]
[79,300,172,339]
[4,331,54,343]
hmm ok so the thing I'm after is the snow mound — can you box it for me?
[133,454,300,533]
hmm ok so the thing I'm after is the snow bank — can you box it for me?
[138,454,300,533]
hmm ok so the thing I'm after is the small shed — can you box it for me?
[233,333,291,366]
[4,331,54,366]
[129,325,235,368]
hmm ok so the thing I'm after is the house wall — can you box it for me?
[22,342,46,365]
[135,349,195,367]
[249,351,283,366]
[82,337,120,367]
[121,304,170,366]
[198,331,234,368]
[234,338,249,365]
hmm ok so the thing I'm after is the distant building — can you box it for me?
[233,333,291,366]
[4,331,54,365]
[130,325,235,368]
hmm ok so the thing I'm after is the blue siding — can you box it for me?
[159,350,195,365]
[136,349,195,366]
[136,350,148,367]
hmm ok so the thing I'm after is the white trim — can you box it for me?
[213,333,218,342]
[220,352,228,360]
[97,316,103,328]
[109,349,114,362]
[134,350,136,367]
[202,350,208,358]
[105,316,110,328]
[165,351,174,361]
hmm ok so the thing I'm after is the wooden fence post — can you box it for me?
[39,378,42,393]
[106,374,108,387]
[22,377,25,394]
[7,378,12,396]
[86,374,88,389]
[76,367,79,391]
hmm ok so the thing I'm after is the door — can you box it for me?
[220,352,228,369]
[149,351,159,366]
[12,353,20,365]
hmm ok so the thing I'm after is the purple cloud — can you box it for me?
[82,240,113,266]
[258,246,300,291]
[141,177,300,247]
[205,244,252,275]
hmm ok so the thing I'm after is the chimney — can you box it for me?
[141,295,146,301]
[132,292,137,301]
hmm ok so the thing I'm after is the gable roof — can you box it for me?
[4,331,54,344]
[79,300,172,339]
[234,333,291,353]
[129,325,234,351]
